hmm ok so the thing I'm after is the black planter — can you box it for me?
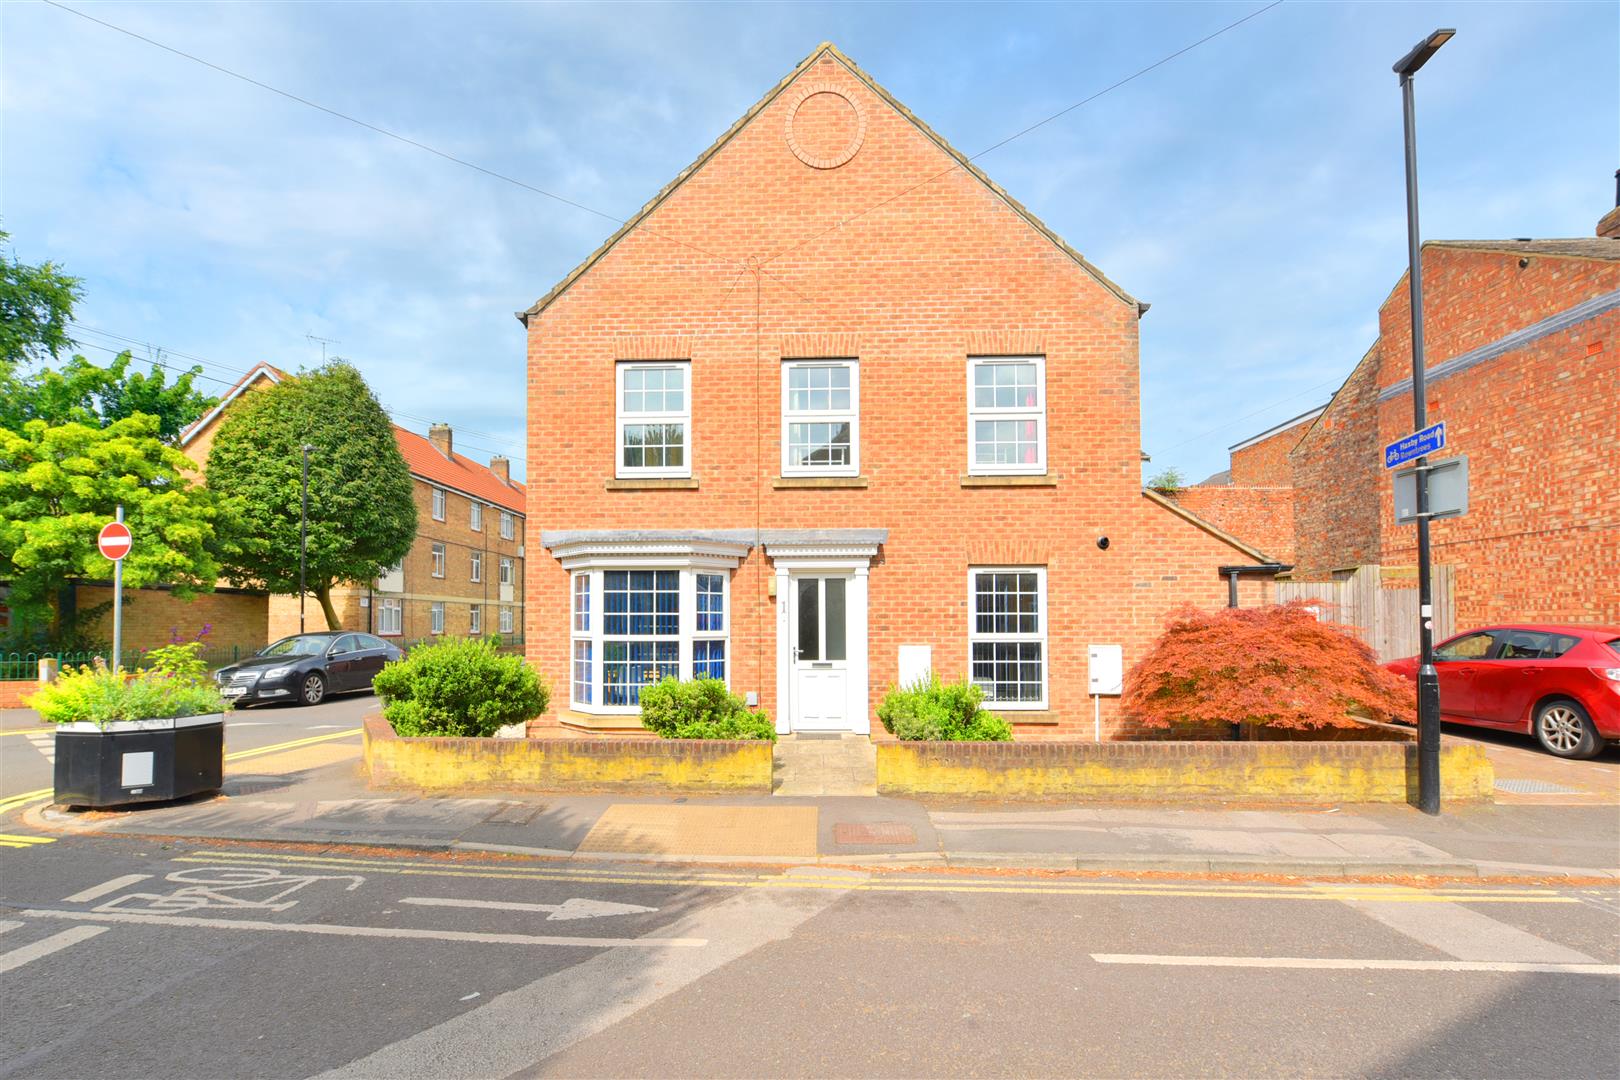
[53,715,225,809]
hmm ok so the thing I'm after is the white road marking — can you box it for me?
[1090,953,1620,975]
[307,724,348,730]
[24,908,703,948]
[24,732,55,764]
[0,920,22,935]
[402,896,658,921]
[1337,888,1597,963]
[63,874,153,904]
[0,926,109,975]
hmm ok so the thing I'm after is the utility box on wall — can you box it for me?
[898,645,932,689]
[1088,645,1123,696]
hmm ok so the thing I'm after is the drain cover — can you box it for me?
[483,801,546,825]
[833,822,917,845]
[1493,778,1579,794]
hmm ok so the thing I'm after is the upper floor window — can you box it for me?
[431,486,446,521]
[500,511,514,540]
[469,550,482,583]
[431,542,446,578]
[470,502,482,532]
[967,357,1046,475]
[616,362,690,478]
[782,360,859,476]
[499,556,514,586]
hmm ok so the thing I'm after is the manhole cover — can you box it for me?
[483,801,546,825]
[1493,778,1579,794]
[833,822,917,846]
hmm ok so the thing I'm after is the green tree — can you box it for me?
[1,230,216,440]
[0,414,231,636]
[206,361,416,630]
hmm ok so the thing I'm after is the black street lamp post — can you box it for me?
[300,443,314,634]
[1394,28,1453,816]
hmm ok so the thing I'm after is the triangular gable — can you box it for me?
[1142,487,1271,563]
[517,42,1142,325]
[178,361,285,447]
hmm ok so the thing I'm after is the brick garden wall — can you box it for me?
[524,48,1274,741]
[72,584,268,655]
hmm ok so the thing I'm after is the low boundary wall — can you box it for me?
[363,716,773,793]
[876,738,1493,802]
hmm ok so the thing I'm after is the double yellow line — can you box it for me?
[0,726,362,820]
[0,833,55,849]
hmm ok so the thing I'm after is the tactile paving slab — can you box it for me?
[580,804,819,857]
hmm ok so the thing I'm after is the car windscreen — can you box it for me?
[1608,639,1620,659]
[258,635,332,657]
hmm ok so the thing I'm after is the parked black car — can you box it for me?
[214,632,403,706]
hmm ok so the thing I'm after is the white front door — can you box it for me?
[790,575,851,731]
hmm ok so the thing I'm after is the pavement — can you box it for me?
[3,716,1613,882]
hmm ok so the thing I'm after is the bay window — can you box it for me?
[567,567,731,711]
[968,567,1047,708]
[967,356,1046,474]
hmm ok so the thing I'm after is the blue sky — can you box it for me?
[2,1,1614,484]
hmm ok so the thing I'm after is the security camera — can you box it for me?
[1096,536,1110,550]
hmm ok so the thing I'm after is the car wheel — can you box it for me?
[301,672,327,706]
[1533,699,1604,759]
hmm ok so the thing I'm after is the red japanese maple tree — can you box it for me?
[1123,602,1415,732]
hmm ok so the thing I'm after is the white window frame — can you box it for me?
[431,542,445,579]
[615,361,691,479]
[567,567,732,714]
[500,511,514,540]
[470,502,482,532]
[967,566,1048,710]
[966,356,1047,476]
[430,601,445,635]
[376,597,402,637]
[469,605,482,636]
[499,606,514,634]
[431,486,446,521]
[469,550,482,583]
[781,359,859,477]
[499,556,513,586]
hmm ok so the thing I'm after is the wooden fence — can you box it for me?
[1278,564,1455,661]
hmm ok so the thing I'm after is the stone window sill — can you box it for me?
[1001,710,1060,725]
[605,478,699,491]
[960,474,1057,488]
[772,476,870,490]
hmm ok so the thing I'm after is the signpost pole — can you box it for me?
[111,504,124,676]
[1396,31,1453,816]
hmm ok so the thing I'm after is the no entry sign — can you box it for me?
[98,521,133,561]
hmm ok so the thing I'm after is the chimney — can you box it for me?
[489,455,510,483]
[1598,169,1620,239]
[428,423,453,459]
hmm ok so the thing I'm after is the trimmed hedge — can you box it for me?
[876,677,1012,741]
[372,638,548,738]
[639,677,775,741]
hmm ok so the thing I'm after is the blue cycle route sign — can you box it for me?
[1383,421,1446,469]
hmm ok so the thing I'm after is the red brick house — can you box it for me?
[1285,206,1620,629]
[521,43,1275,740]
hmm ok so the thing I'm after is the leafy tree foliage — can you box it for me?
[1123,602,1415,732]
[206,361,416,630]
[1,231,215,440]
[0,415,230,636]
[1147,467,1185,494]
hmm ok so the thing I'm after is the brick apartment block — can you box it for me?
[521,43,1273,741]
[180,365,526,647]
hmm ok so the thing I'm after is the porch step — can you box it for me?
[555,710,652,736]
[774,734,877,797]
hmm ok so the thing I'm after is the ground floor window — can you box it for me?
[430,601,445,635]
[968,567,1046,708]
[568,567,730,711]
[499,606,514,634]
[469,605,482,635]
[376,597,402,636]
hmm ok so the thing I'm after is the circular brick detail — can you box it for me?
[784,84,865,170]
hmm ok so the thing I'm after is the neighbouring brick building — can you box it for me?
[521,43,1277,741]
[180,366,527,646]
[1282,202,1620,628]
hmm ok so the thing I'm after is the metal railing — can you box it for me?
[0,645,258,682]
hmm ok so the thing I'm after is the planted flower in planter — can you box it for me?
[27,642,230,808]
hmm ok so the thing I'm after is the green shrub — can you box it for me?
[876,676,1013,741]
[27,658,229,726]
[372,638,548,737]
[638,677,775,741]
[143,641,211,686]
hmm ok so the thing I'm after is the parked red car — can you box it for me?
[1385,625,1620,758]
